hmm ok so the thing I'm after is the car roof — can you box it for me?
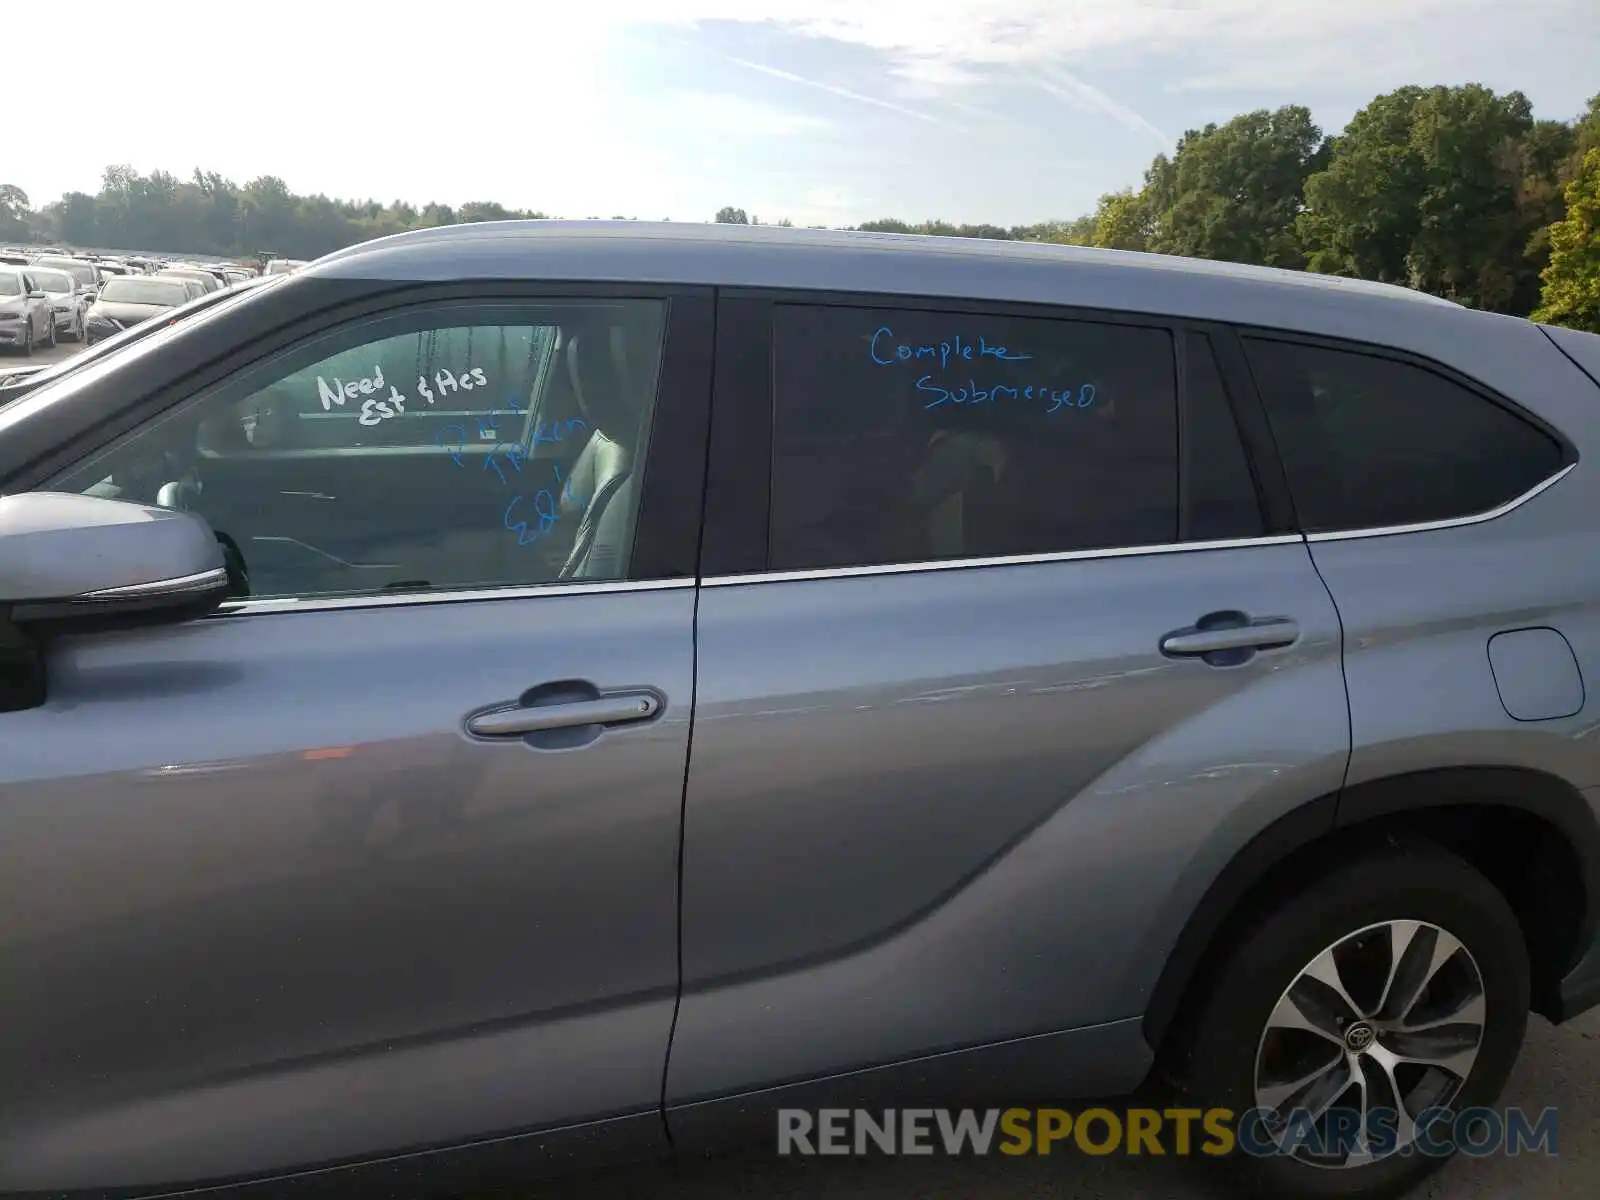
[304,218,1482,358]
[296,222,1589,432]
[308,219,1459,311]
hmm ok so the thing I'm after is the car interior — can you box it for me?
[59,303,667,600]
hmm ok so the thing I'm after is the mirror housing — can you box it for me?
[0,492,230,631]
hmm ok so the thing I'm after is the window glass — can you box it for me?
[46,299,668,599]
[99,277,190,305]
[1243,338,1566,532]
[770,304,1178,570]
[0,274,20,297]
[32,269,74,294]
[1185,333,1265,540]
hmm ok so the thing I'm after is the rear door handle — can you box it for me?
[466,693,660,737]
[1160,617,1301,658]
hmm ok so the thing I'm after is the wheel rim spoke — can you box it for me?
[1401,990,1486,1033]
[1258,1050,1350,1116]
[1264,987,1349,1048]
[1300,945,1365,1020]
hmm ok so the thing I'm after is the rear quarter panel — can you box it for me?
[1303,315,1600,794]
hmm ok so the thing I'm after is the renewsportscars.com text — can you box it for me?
[776,1106,1559,1159]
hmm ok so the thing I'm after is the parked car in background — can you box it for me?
[0,268,55,354]
[155,265,222,294]
[24,267,88,342]
[0,252,29,266]
[29,255,101,301]
[263,257,306,275]
[0,275,278,406]
[83,275,194,344]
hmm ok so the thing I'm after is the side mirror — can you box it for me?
[27,290,44,300]
[0,492,230,631]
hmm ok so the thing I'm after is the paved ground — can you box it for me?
[20,337,1599,1198]
[4,336,82,371]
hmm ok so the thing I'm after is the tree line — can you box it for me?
[2,83,1596,331]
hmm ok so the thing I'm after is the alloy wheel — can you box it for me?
[1252,919,1486,1167]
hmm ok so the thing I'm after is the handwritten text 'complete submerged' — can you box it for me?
[868,326,1098,414]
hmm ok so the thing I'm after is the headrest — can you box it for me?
[566,328,640,438]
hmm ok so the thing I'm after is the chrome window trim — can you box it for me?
[1303,463,1574,543]
[701,533,1306,587]
[204,462,1573,610]
[213,576,694,617]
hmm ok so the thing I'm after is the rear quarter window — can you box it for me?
[1242,337,1567,533]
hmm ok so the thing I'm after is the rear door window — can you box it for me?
[769,304,1179,570]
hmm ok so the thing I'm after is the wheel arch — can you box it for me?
[1142,765,1600,1053]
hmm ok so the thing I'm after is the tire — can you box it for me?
[20,323,32,357]
[46,317,57,349]
[1170,841,1529,1200]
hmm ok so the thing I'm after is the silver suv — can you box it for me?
[1,223,1598,1199]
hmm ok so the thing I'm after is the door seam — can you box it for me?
[1302,535,1355,814]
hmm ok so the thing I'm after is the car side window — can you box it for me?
[1242,337,1567,533]
[769,303,1178,571]
[1184,332,1266,541]
[46,298,668,600]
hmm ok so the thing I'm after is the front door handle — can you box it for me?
[466,693,659,737]
[1160,616,1301,659]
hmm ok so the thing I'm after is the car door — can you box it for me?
[0,286,712,1193]
[20,272,44,339]
[667,296,1350,1129]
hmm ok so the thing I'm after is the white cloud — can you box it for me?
[655,91,831,139]
[611,0,1593,98]
[720,55,944,124]
[1029,67,1171,149]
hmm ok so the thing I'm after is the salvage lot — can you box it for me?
[11,340,1600,1200]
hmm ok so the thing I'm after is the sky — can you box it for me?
[13,0,1599,228]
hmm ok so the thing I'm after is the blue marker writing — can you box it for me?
[871,325,1033,368]
[532,417,588,447]
[504,489,561,546]
[438,422,468,467]
[1045,384,1097,414]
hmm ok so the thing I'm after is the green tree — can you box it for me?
[1143,106,1328,268]
[1300,85,1546,311]
[0,183,28,240]
[714,207,750,224]
[54,191,100,246]
[1571,93,1600,171]
[1091,189,1155,251]
[1532,147,1600,332]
